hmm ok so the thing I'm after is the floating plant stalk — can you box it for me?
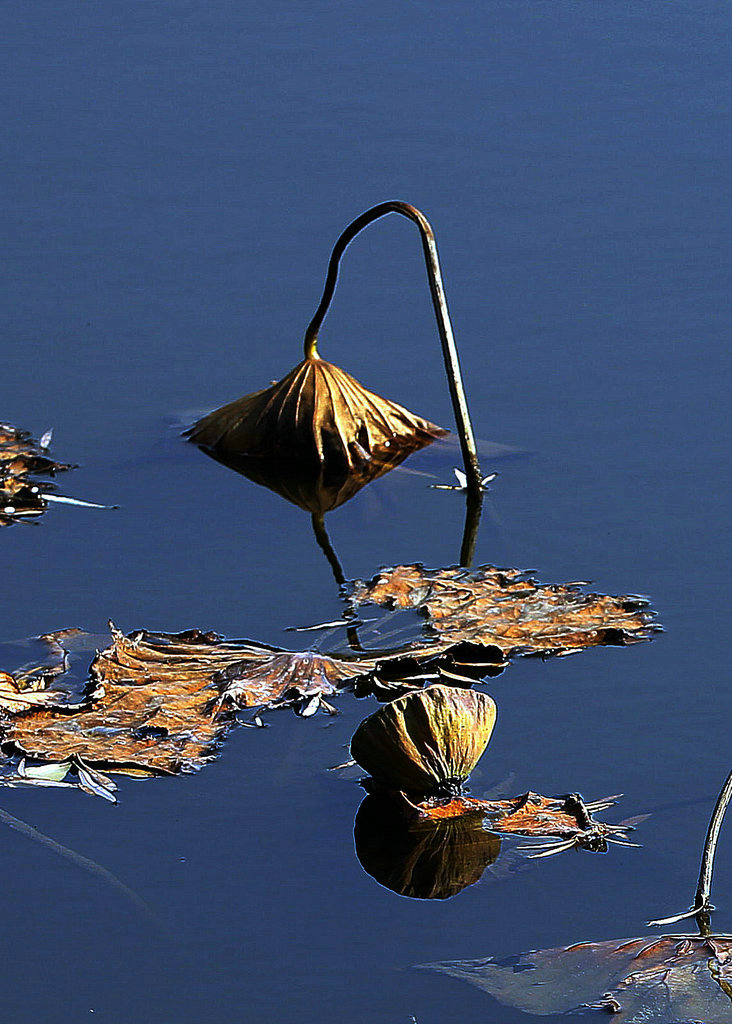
[304,201,483,497]
[649,767,732,935]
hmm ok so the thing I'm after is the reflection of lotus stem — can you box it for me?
[310,513,365,651]
[460,492,483,568]
[304,202,483,497]
[311,512,346,585]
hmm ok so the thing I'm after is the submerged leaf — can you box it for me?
[422,934,732,1022]
[186,355,446,472]
[348,564,657,657]
[350,684,496,797]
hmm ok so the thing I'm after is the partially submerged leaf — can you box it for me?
[4,626,250,774]
[422,934,732,1022]
[355,793,501,899]
[216,649,361,708]
[0,423,111,525]
[350,684,496,797]
[0,674,81,713]
[348,564,657,657]
[0,423,73,525]
[0,634,87,714]
[384,788,637,853]
[2,626,366,775]
[186,355,446,472]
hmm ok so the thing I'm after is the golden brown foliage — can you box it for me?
[2,626,364,775]
[187,355,445,471]
[349,564,656,656]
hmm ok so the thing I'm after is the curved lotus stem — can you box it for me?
[693,768,732,935]
[304,201,483,497]
[648,767,732,936]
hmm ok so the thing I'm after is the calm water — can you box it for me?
[1,2,729,1021]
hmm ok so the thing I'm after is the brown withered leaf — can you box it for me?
[423,934,732,1021]
[348,564,657,657]
[186,355,446,473]
[372,788,637,855]
[215,648,364,708]
[0,673,83,714]
[3,626,366,774]
[0,423,72,525]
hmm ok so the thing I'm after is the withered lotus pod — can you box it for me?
[350,683,497,797]
[187,201,483,494]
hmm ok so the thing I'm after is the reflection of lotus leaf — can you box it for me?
[350,684,496,796]
[194,447,428,515]
[354,793,501,899]
[422,934,732,1022]
[349,564,658,656]
[186,356,446,473]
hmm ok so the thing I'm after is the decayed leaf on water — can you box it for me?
[0,627,90,713]
[1,625,367,777]
[0,423,72,525]
[186,355,446,474]
[347,563,657,657]
[0,423,113,525]
[388,789,640,854]
[422,933,732,1022]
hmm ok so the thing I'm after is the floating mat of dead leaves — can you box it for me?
[4,626,365,775]
[423,934,732,1022]
[348,564,657,657]
[0,423,72,526]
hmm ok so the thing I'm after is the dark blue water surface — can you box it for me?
[1,2,729,1021]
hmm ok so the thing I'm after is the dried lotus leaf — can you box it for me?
[186,356,445,470]
[350,684,496,796]
[349,564,657,657]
